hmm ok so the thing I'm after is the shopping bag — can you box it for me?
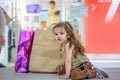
[1,8,12,25]
[15,30,34,73]
[4,11,12,25]
[29,29,61,72]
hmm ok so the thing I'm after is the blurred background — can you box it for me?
[0,0,120,68]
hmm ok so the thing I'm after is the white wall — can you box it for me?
[0,27,8,66]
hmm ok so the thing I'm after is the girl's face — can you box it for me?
[54,27,68,44]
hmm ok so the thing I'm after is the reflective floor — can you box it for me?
[6,54,120,68]
[1,54,120,80]
[0,68,120,80]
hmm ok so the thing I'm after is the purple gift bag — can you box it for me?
[15,30,34,73]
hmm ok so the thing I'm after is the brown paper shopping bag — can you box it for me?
[29,29,61,72]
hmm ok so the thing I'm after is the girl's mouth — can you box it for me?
[57,38,62,41]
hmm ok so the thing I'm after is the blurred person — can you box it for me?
[40,21,46,29]
[46,0,60,29]
[0,6,6,67]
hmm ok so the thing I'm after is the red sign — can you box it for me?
[84,0,120,53]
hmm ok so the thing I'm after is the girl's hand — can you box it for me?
[58,74,69,79]
[66,42,74,53]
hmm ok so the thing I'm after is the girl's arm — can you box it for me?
[59,43,74,79]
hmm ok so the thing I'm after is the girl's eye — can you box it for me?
[55,33,58,35]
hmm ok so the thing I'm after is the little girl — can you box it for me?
[52,22,108,79]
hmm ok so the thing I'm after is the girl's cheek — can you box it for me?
[55,37,57,41]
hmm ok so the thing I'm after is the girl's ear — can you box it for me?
[67,35,69,39]
[67,36,71,41]
[67,33,70,37]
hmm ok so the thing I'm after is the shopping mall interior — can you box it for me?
[0,0,120,80]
